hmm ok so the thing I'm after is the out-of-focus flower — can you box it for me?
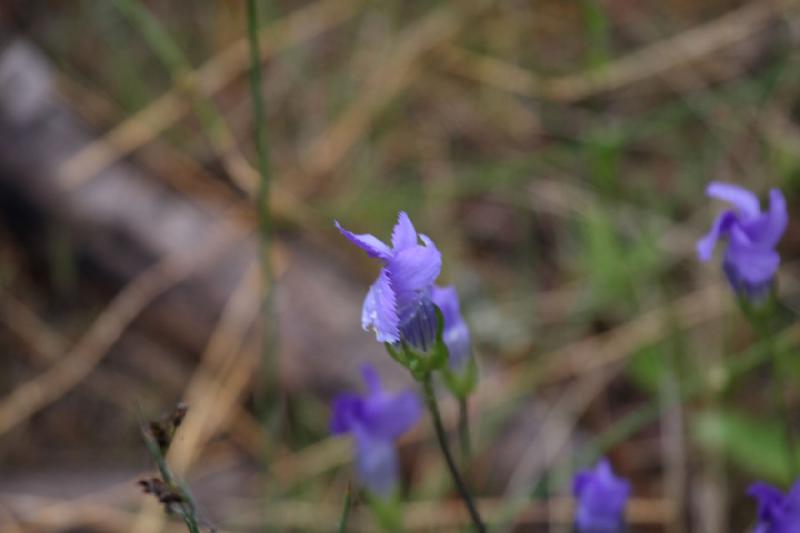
[697,182,787,300]
[336,212,442,350]
[331,364,422,495]
[431,285,471,372]
[573,459,630,533]
[748,480,800,533]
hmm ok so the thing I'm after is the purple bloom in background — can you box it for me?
[336,212,442,350]
[331,364,422,495]
[748,480,800,533]
[573,459,630,533]
[697,182,787,300]
[431,285,471,372]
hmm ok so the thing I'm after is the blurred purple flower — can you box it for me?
[573,459,630,533]
[336,212,442,349]
[697,182,787,300]
[431,285,471,372]
[748,480,800,533]
[331,364,422,495]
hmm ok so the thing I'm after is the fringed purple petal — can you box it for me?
[335,221,392,260]
[387,244,442,296]
[707,181,761,218]
[391,211,418,251]
[362,269,400,343]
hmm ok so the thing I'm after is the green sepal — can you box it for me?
[442,355,478,400]
[385,342,407,366]
[383,306,450,382]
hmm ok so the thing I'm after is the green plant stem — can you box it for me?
[766,335,799,479]
[458,396,472,462]
[110,0,227,149]
[338,485,352,533]
[743,297,799,479]
[141,427,202,533]
[421,375,486,532]
[246,0,279,425]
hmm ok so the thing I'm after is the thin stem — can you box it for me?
[421,375,486,532]
[458,396,472,462]
[337,485,353,533]
[768,344,798,479]
[110,0,234,159]
[246,0,279,423]
[746,300,799,480]
[141,426,203,533]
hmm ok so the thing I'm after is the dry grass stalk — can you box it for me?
[59,0,363,190]
[0,224,246,437]
[439,0,793,102]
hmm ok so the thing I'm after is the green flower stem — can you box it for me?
[420,374,486,532]
[246,0,281,428]
[458,396,472,463]
[740,295,799,479]
[337,485,353,533]
[368,492,404,533]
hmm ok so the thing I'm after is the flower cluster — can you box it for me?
[331,364,422,496]
[697,182,787,300]
[329,190,793,530]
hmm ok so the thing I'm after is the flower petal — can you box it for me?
[707,181,761,218]
[572,459,630,533]
[360,363,382,395]
[762,188,788,248]
[432,285,471,371]
[354,430,398,496]
[726,229,780,285]
[362,269,400,343]
[387,243,442,296]
[330,393,362,434]
[748,482,785,522]
[362,389,422,440]
[391,211,418,250]
[696,211,738,262]
[335,221,392,260]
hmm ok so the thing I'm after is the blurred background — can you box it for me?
[0,0,799,531]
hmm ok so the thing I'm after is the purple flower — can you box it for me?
[336,212,442,350]
[331,364,422,495]
[573,459,630,533]
[748,480,800,533]
[697,182,787,300]
[431,285,471,372]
